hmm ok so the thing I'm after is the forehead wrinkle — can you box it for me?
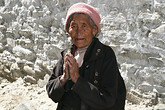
[67,13,95,29]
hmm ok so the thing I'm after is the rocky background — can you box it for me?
[0,0,165,110]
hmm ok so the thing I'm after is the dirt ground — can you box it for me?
[0,78,164,110]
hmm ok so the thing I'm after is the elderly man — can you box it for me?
[46,2,126,110]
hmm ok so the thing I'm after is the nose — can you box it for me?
[77,26,83,36]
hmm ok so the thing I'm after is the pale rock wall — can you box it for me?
[0,0,165,106]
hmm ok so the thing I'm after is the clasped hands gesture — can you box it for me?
[60,52,80,85]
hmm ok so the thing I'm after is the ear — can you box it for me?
[92,26,98,36]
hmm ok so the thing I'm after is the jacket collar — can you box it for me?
[84,37,103,62]
[62,37,103,62]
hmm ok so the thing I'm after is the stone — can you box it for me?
[23,65,35,76]
[34,65,45,79]
[17,60,26,69]
[44,44,61,60]
[0,25,6,34]
[37,74,50,88]
[0,43,5,53]
[12,46,36,61]
[0,0,165,109]
[150,24,165,39]
[37,79,45,88]
[24,75,36,84]
[6,38,16,52]
[18,29,33,39]
[10,63,23,79]
[0,16,4,24]
[154,104,165,110]
[148,57,164,67]
[138,81,153,92]
[13,101,34,110]
[16,37,33,49]
[126,90,142,104]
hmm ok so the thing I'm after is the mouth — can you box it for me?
[76,38,85,41]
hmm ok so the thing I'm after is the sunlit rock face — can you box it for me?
[0,0,165,107]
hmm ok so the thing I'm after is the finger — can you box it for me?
[64,64,70,77]
[67,55,77,65]
[64,55,68,63]
[65,53,73,63]
[64,60,69,71]
[67,60,72,68]
[64,52,71,60]
[65,53,72,57]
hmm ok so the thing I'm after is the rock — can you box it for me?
[34,65,45,79]
[148,57,164,67]
[37,74,50,88]
[0,25,6,34]
[6,30,15,38]
[34,58,43,67]
[0,11,17,23]
[17,60,26,69]
[6,38,16,52]
[154,2,165,18]
[0,16,4,24]
[12,46,36,61]
[0,43,5,53]
[23,65,35,76]
[0,31,6,45]
[0,106,5,110]
[26,61,34,67]
[24,75,36,84]
[42,61,51,74]
[37,79,45,88]
[10,63,23,80]
[126,90,142,104]
[154,104,165,110]
[44,74,50,82]
[138,81,153,92]
[21,0,41,8]
[0,0,165,109]
[44,44,61,60]
[13,101,34,110]
[16,37,34,49]
[150,24,165,39]
[18,29,33,39]
[151,24,165,34]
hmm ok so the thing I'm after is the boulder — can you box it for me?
[0,25,6,34]
[24,75,36,84]
[23,65,35,76]
[12,46,36,61]
[0,43,5,53]
[0,16,4,24]
[44,44,61,60]
[13,101,34,110]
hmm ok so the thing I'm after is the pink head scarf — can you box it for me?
[65,2,101,33]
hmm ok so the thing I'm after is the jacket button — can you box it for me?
[94,80,98,84]
[95,72,99,76]
[96,49,101,56]
[86,65,89,69]
[97,49,101,53]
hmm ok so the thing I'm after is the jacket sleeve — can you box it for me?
[72,47,119,109]
[46,57,65,103]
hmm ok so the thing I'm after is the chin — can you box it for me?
[78,45,87,48]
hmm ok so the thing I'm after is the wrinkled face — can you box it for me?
[68,14,98,48]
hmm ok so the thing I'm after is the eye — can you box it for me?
[70,25,77,29]
[72,25,76,28]
[82,23,86,28]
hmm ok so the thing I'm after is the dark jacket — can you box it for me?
[46,37,126,110]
